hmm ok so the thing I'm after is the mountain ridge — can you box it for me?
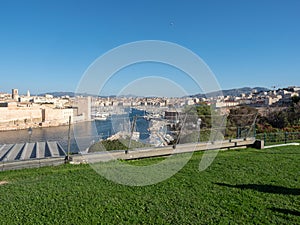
[190,87,270,98]
[40,87,270,98]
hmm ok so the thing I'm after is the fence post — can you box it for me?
[236,127,240,139]
[284,132,288,144]
[264,133,266,144]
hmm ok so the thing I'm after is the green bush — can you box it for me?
[89,139,150,152]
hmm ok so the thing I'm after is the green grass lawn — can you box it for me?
[0,146,299,224]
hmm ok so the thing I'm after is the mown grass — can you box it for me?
[0,146,299,224]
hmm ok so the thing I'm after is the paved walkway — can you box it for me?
[0,138,256,171]
[0,141,66,162]
[264,143,299,149]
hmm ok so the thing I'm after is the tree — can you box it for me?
[182,104,225,142]
[291,95,300,104]
[227,106,258,138]
[266,110,289,129]
[228,106,258,127]
[289,102,300,126]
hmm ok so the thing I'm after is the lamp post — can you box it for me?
[67,116,71,161]
[127,115,137,154]
[28,127,32,143]
[197,118,202,143]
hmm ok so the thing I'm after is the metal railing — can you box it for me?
[256,132,300,145]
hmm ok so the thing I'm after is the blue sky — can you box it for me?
[0,0,299,95]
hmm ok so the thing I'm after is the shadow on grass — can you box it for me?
[269,207,300,216]
[214,183,300,196]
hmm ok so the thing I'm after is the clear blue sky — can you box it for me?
[0,0,299,95]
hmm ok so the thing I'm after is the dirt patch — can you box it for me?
[0,181,8,185]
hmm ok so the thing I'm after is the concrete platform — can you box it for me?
[0,138,257,171]
[72,138,256,163]
[0,141,66,162]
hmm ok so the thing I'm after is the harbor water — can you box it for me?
[0,108,150,153]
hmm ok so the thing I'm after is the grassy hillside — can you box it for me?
[0,146,299,224]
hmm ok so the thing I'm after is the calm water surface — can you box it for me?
[0,109,149,153]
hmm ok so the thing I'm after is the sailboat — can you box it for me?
[94,112,110,121]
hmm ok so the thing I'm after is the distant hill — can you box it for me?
[38,92,75,97]
[222,87,269,96]
[190,87,270,98]
[38,92,100,97]
[40,87,270,98]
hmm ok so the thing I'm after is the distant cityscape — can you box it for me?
[0,86,299,131]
